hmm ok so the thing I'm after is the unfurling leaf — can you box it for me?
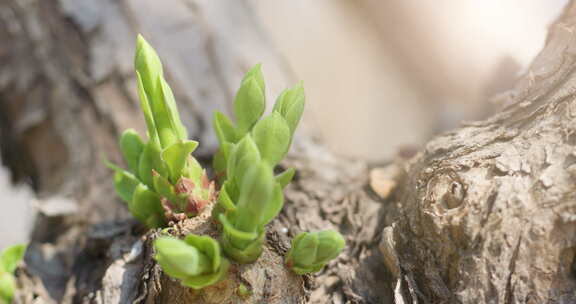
[234,65,265,133]
[273,82,305,135]
[286,230,345,275]
[154,235,229,289]
[251,112,291,166]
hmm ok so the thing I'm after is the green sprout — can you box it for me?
[108,35,216,228]
[154,235,229,289]
[285,230,345,275]
[110,35,346,290]
[0,244,26,304]
[212,65,304,263]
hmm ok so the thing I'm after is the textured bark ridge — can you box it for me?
[380,3,576,303]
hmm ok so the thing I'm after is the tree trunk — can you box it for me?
[378,3,576,303]
[2,0,576,303]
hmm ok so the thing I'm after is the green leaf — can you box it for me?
[119,129,144,174]
[0,245,26,274]
[242,63,265,94]
[138,142,167,188]
[0,272,15,304]
[227,135,260,187]
[162,140,199,182]
[217,183,236,212]
[181,258,229,289]
[153,76,181,148]
[184,156,203,183]
[159,76,188,141]
[273,82,305,135]
[113,169,140,203]
[275,168,295,189]
[184,234,221,273]
[234,163,274,234]
[290,232,318,266]
[130,184,164,228]
[152,171,178,203]
[316,230,346,263]
[251,112,291,165]
[286,230,345,275]
[260,183,284,226]
[154,237,207,279]
[220,225,265,264]
[219,214,259,242]
[136,71,160,147]
[135,35,162,103]
[213,111,237,145]
[155,235,229,289]
[234,68,265,133]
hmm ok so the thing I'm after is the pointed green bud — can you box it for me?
[154,236,229,289]
[286,230,345,275]
[119,129,144,174]
[0,245,26,274]
[234,65,265,133]
[251,112,291,166]
[242,63,265,94]
[135,35,163,102]
[273,82,305,135]
[227,135,261,190]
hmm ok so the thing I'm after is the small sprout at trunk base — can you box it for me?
[154,235,229,289]
[285,230,345,275]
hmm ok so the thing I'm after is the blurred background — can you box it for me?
[0,0,568,248]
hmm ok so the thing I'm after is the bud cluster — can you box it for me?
[108,35,215,228]
[109,35,346,290]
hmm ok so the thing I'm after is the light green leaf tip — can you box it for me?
[0,244,26,274]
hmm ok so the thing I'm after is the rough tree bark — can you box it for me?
[1,0,575,304]
[378,3,576,303]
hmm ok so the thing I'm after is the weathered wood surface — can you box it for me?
[379,3,576,303]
